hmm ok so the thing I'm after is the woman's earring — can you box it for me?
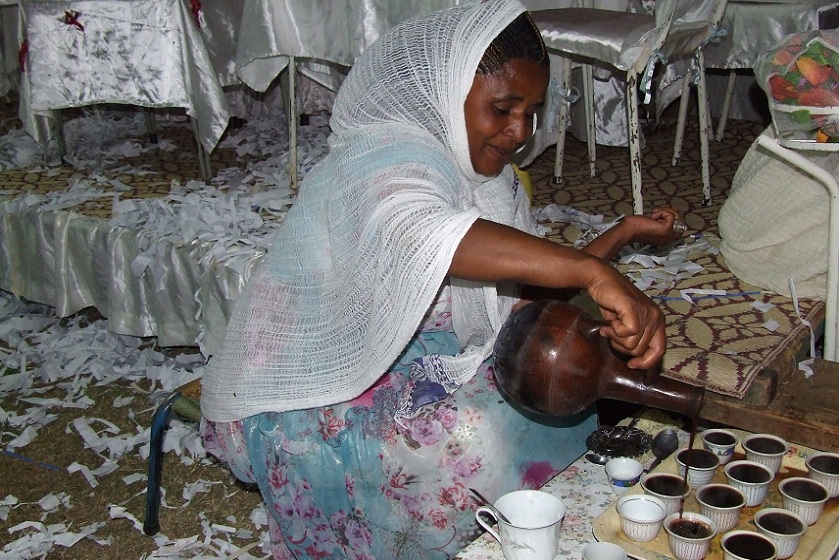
[515,114,540,155]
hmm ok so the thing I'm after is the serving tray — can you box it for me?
[593,429,839,559]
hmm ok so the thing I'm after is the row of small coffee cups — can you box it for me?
[607,430,839,560]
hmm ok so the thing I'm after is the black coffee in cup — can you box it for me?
[669,518,712,539]
[745,436,786,455]
[677,448,718,468]
[723,532,776,560]
[698,485,743,508]
[757,511,805,535]
[810,454,839,474]
[783,478,828,502]
[704,432,736,446]
[644,473,685,496]
[728,463,771,483]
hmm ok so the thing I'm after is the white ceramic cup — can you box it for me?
[742,433,788,475]
[754,507,808,559]
[701,429,739,465]
[724,460,774,507]
[806,451,839,498]
[675,447,720,488]
[778,476,829,525]
[581,541,627,560]
[640,472,691,517]
[475,490,565,560]
[663,511,718,560]
[616,494,666,542]
[605,457,644,495]
[695,483,747,533]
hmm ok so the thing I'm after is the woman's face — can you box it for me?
[464,58,549,177]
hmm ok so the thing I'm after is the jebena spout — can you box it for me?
[492,300,704,419]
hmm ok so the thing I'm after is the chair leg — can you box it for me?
[696,53,712,206]
[582,64,597,178]
[143,108,158,145]
[715,71,736,142]
[288,55,298,190]
[190,117,213,183]
[626,72,644,216]
[143,391,182,536]
[672,75,690,167]
[553,57,572,185]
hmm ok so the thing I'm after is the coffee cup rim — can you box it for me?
[778,476,829,503]
[721,529,777,559]
[743,433,788,456]
[806,451,839,475]
[724,459,774,485]
[663,511,718,541]
[640,472,691,498]
[675,447,720,471]
[696,483,746,509]
[754,507,807,538]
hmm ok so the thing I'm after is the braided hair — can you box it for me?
[477,11,549,75]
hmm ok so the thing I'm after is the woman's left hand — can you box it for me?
[622,207,685,248]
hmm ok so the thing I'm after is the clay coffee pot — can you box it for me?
[493,300,704,418]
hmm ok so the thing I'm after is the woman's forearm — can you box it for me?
[449,218,612,289]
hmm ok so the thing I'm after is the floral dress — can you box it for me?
[202,285,597,560]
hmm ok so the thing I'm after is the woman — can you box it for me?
[201,2,667,558]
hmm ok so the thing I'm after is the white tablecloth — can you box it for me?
[18,0,230,153]
[707,0,839,70]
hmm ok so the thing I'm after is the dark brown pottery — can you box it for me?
[492,300,705,417]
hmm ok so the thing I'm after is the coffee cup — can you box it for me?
[778,476,829,525]
[806,451,839,498]
[581,541,627,560]
[724,459,774,507]
[754,507,807,559]
[605,457,644,496]
[640,472,691,516]
[475,489,565,560]
[675,447,719,488]
[701,429,739,465]
[616,494,666,542]
[663,511,717,560]
[695,483,746,533]
[721,529,777,560]
[742,433,788,475]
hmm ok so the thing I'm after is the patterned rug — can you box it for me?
[526,118,823,400]
[0,94,823,400]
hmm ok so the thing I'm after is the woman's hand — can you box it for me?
[585,270,667,370]
[621,207,685,248]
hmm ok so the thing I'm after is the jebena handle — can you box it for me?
[475,506,502,544]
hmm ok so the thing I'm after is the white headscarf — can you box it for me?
[201,0,540,422]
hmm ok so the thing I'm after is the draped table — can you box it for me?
[17,0,230,174]
[705,0,839,135]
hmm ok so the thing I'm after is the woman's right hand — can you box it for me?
[584,265,667,370]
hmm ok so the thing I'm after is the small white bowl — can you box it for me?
[742,433,788,475]
[605,457,644,496]
[701,428,739,465]
[581,541,627,560]
[663,511,718,560]
[616,494,666,542]
[778,477,829,525]
[806,451,839,498]
[675,447,719,488]
[640,472,691,517]
[754,507,807,559]
[724,460,774,507]
[695,483,746,533]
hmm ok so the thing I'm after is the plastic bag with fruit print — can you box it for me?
[755,30,839,146]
